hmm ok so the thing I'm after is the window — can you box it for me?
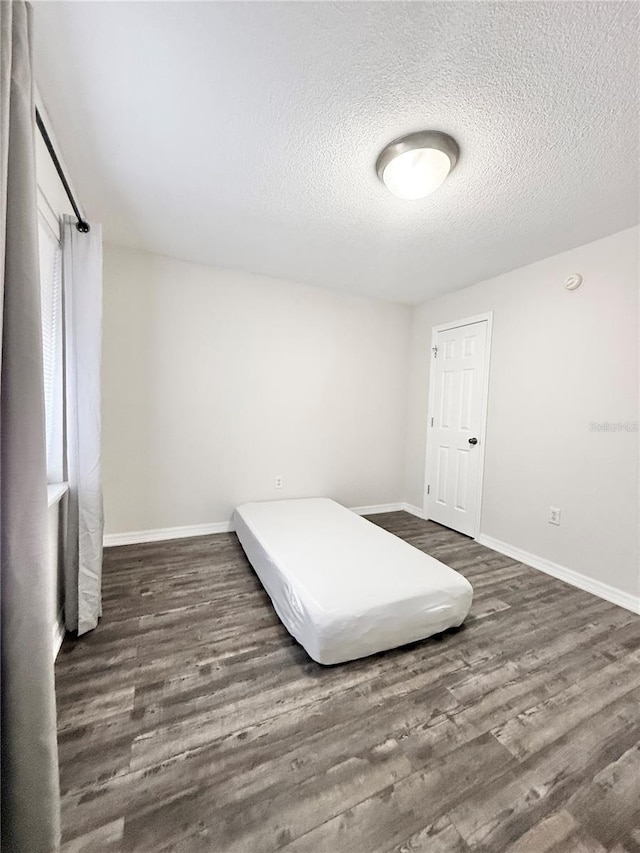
[38,215,64,482]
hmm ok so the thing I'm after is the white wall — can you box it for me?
[405,227,640,601]
[102,245,412,535]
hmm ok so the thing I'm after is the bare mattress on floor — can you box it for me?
[232,498,473,665]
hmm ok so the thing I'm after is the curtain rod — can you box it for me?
[35,108,90,233]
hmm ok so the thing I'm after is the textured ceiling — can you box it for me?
[33,1,639,304]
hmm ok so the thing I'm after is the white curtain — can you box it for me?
[0,3,61,849]
[61,215,104,635]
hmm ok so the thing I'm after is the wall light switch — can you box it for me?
[549,507,561,525]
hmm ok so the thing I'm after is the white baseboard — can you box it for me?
[401,503,426,519]
[104,503,413,547]
[476,533,640,615]
[53,609,65,661]
[104,520,233,547]
[350,503,403,516]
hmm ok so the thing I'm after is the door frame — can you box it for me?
[423,311,493,539]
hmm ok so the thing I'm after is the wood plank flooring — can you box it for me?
[55,512,640,852]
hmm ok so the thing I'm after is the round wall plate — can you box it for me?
[565,273,583,291]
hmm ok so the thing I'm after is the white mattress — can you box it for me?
[233,498,473,665]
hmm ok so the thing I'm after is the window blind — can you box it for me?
[38,218,63,481]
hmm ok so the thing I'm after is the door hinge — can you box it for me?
[427,485,430,495]
[432,345,438,358]
[430,416,434,427]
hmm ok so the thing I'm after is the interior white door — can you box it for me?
[426,320,488,537]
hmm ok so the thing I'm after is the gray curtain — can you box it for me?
[0,2,61,851]
[62,216,103,635]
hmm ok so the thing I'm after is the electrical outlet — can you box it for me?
[274,476,283,489]
[548,507,561,526]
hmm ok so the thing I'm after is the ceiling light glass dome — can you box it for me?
[376,131,459,200]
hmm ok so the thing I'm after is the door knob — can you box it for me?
[468,437,478,445]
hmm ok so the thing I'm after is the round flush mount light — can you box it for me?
[376,131,459,200]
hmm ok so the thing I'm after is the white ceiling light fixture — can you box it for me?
[376,131,459,200]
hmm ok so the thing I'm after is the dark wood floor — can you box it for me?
[55,512,640,852]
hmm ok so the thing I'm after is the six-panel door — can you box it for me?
[427,320,488,537]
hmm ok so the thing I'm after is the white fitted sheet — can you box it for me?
[233,498,473,665]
